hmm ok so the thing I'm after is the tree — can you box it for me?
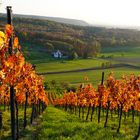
[83,40,101,58]
[69,51,78,60]
[73,39,85,57]
[45,42,54,52]
[111,36,117,46]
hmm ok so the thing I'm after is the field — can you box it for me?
[101,46,140,66]
[20,106,140,140]
[26,45,140,87]
[101,46,140,58]
[35,59,113,73]
[44,67,140,87]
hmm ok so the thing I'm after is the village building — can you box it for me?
[52,50,63,58]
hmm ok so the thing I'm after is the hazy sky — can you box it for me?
[0,0,140,27]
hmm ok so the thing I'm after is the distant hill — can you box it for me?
[1,13,140,61]
[10,14,89,26]
[45,17,89,26]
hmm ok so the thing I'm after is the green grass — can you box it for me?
[1,107,33,140]
[23,44,140,90]
[99,46,140,67]
[23,106,140,140]
[24,43,140,75]
[101,46,140,58]
[44,67,140,87]
[23,43,140,87]
[35,58,114,73]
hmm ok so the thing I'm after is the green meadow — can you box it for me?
[44,67,140,87]
[25,45,140,86]
[21,106,140,140]
[35,59,114,73]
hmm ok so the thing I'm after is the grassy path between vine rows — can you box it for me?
[21,106,140,140]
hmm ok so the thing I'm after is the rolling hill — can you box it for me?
[1,13,140,62]
[0,13,89,26]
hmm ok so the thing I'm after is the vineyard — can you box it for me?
[1,6,140,140]
[53,73,140,139]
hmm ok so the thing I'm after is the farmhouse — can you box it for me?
[52,50,63,58]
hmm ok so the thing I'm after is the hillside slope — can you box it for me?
[12,14,89,26]
[1,14,140,61]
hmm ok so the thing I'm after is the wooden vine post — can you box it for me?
[98,71,104,123]
[7,6,16,140]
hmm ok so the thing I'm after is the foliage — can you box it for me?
[53,73,140,136]
[69,51,78,60]
[0,24,48,106]
[0,24,49,139]
[1,14,140,59]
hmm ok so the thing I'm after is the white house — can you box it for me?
[53,50,62,58]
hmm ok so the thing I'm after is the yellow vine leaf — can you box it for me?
[0,31,5,50]
[5,24,13,37]
[13,37,19,49]
[0,31,5,38]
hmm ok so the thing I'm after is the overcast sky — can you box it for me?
[0,0,140,27]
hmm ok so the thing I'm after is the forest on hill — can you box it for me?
[1,14,140,59]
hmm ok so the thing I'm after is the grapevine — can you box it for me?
[0,24,48,139]
[54,73,140,138]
